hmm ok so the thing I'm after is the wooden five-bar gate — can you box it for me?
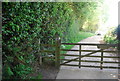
[40,37,120,70]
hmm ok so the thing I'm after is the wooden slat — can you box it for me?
[103,51,118,53]
[61,54,120,58]
[61,50,101,64]
[81,50,101,58]
[82,55,120,58]
[40,44,56,47]
[60,57,79,65]
[61,54,79,56]
[62,43,117,46]
[40,50,55,53]
[80,60,119,64]
[43,56,55,59]
[81,65,120,69]
[61,49,79,51]
[60,58,77,61]
[61,64,120,69]
[61,49,99,52]
[61,59,120,63]
[81,50,100,52]
[60,64,78,66]
[61,49,118,52]
[81,50,118,52]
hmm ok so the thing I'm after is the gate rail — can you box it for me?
[39,40,120,69]
[60,43,120,69]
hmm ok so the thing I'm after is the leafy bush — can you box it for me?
[104,27,118,44]
[2,2,100,79]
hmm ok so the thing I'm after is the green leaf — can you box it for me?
[7,67,14,76]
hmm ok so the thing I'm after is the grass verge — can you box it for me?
[60,31,95,59]
[64,31,94,49]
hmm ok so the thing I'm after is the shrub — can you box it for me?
[104,27,118,44]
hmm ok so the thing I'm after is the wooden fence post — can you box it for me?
[55,34,61,68]
[118,42,120,78]
[117,25,120,78]
[79,45,81,68]
[100,49,103,70]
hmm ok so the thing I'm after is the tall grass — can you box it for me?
[60,31,94,60]
[62,31,94,50]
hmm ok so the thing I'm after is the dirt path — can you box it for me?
[56,35,118,79]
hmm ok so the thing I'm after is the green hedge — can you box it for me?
[2,2,99,79]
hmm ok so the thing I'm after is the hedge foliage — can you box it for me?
[2,2,101,79]
[104,27,118,44]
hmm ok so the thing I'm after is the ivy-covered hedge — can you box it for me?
[2,2,99,79]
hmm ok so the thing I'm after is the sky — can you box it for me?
[97,0,120,34]
[104,0,119,27]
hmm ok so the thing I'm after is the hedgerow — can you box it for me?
[2,2,100,79]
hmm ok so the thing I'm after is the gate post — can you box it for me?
[79,45,81,68]
[117,25,120,78]
[100,49,103,70]
[55,34,61,68]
